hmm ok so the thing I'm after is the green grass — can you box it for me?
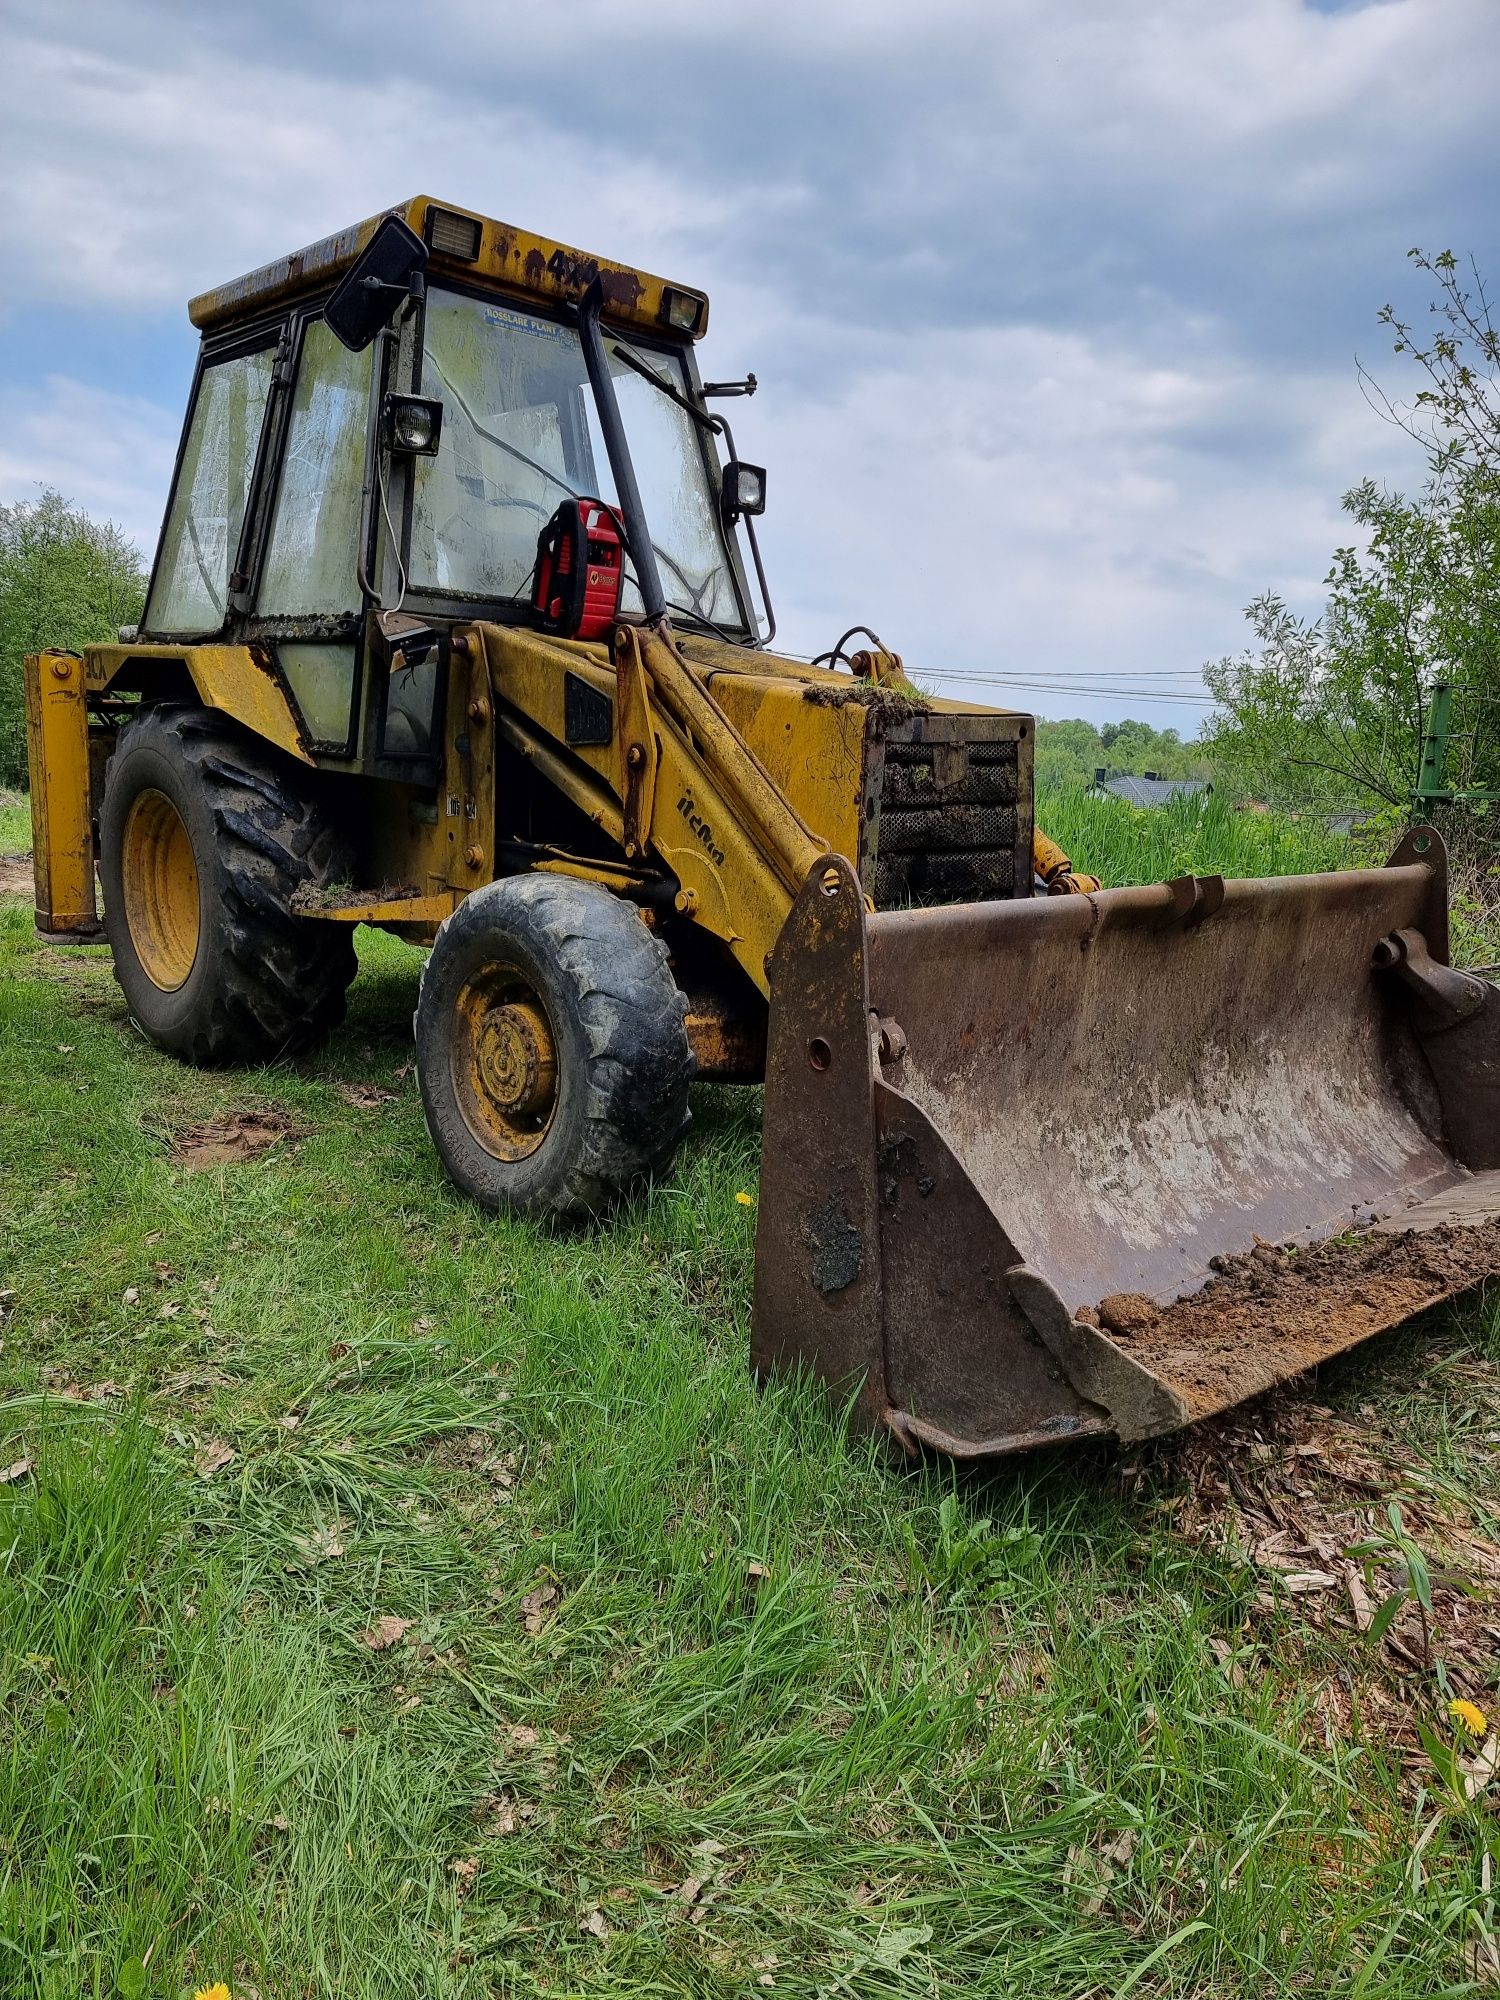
[3,798,1500,1997]
[1038,786,1361,890]
[0,795,31,855]
[1042,787,1499,966]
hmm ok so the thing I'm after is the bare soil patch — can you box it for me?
[0,853,34,898]
[1097,1220,1500,1417]
[334,1080,397,1110]
[1144,1367,1500,1757]
[171,1109,300,1170]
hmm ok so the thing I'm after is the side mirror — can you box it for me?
[325,215,428,352]
[721,459,766,523]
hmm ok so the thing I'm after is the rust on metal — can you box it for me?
[1374,927,1500,1170]
[188,200,697,339]
[750,855,888,1430]
[751,830,1500,1456]
[867,861,1464,1309]
[682,991,766,1082]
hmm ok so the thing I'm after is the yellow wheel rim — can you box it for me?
[121,788,201,992]
[452,961,559,1162]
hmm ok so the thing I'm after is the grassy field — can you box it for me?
[4,790,1500,1998]
[1037,789,1499,970]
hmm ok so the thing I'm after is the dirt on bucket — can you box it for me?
[1090,1217,1500,1419]
[171,1110,299,1171]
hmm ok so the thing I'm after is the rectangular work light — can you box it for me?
[659,286,706,335]
[721,460,767,521]
[425,207,483,262]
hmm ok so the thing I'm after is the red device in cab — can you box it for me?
[531,498,625,642]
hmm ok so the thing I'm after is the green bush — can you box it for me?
[0,489,147,787]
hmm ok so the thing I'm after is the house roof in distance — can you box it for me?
[1095,774,1212,808]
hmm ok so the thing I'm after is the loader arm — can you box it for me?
[612,620,826,992]
[471,616,825,999]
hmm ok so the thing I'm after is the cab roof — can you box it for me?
[187,195,710,341]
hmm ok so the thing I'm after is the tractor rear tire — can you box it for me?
[99,705,358,1064]
[415,875,694,1218]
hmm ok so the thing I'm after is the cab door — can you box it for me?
[251,315,374,756]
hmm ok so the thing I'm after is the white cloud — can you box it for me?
[0,376,178,557]
[7,0,1493,320]
[0,0,1491,730]
[744,314,1397,725]
[0,32,754,316]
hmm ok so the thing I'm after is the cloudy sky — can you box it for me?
[1,0,1494,731]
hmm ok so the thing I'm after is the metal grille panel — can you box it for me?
[880,745,1019,811]
[871,735,1022,908]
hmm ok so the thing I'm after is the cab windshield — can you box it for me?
[409,288,744,631]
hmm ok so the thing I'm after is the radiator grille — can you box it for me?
[871,737,1022,908]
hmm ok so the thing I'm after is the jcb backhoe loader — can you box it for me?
[24,200,1500,1456]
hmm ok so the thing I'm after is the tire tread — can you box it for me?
[101,705,357,1063]
[415,874,693,1217]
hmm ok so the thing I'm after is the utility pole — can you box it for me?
[1415,681,1499,806]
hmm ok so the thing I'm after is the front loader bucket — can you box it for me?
[752,833,1500,1455]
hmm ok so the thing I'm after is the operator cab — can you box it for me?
[136,199,765,784]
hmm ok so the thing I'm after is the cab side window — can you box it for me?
[144,345,275,637]
[259,319,372,615]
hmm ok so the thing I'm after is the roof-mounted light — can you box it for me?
[659,286,705,336]
[425,207,482,262]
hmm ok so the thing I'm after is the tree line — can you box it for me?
[1035,718,1210,790]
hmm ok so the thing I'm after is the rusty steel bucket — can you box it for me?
[751,830,1500,1456]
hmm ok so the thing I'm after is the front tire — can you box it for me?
[415,875,693,1217]
[99,705,357,1064]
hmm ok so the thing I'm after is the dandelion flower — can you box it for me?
[194,1986,232,2000]
[734,1191,755,1208]
[1448,1697,1488,1738]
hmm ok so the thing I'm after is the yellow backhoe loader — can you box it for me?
[24,199,1500,1456]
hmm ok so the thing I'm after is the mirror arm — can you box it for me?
[359,267,425,306]
[713,412,775,648]
[355,323,396,610]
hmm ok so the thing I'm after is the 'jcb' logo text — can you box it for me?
[677,791,726,867]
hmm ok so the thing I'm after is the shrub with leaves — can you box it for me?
[1204,249,1499,829]
[0,488,147,788]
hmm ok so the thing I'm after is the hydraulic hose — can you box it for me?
[1034,827,1102,895]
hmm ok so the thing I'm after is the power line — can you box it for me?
[897,666,1215,684]
[777,644,1217,683]
[921,673,1219,707]
[936,670,1216,683]
[916,668,1216,690]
